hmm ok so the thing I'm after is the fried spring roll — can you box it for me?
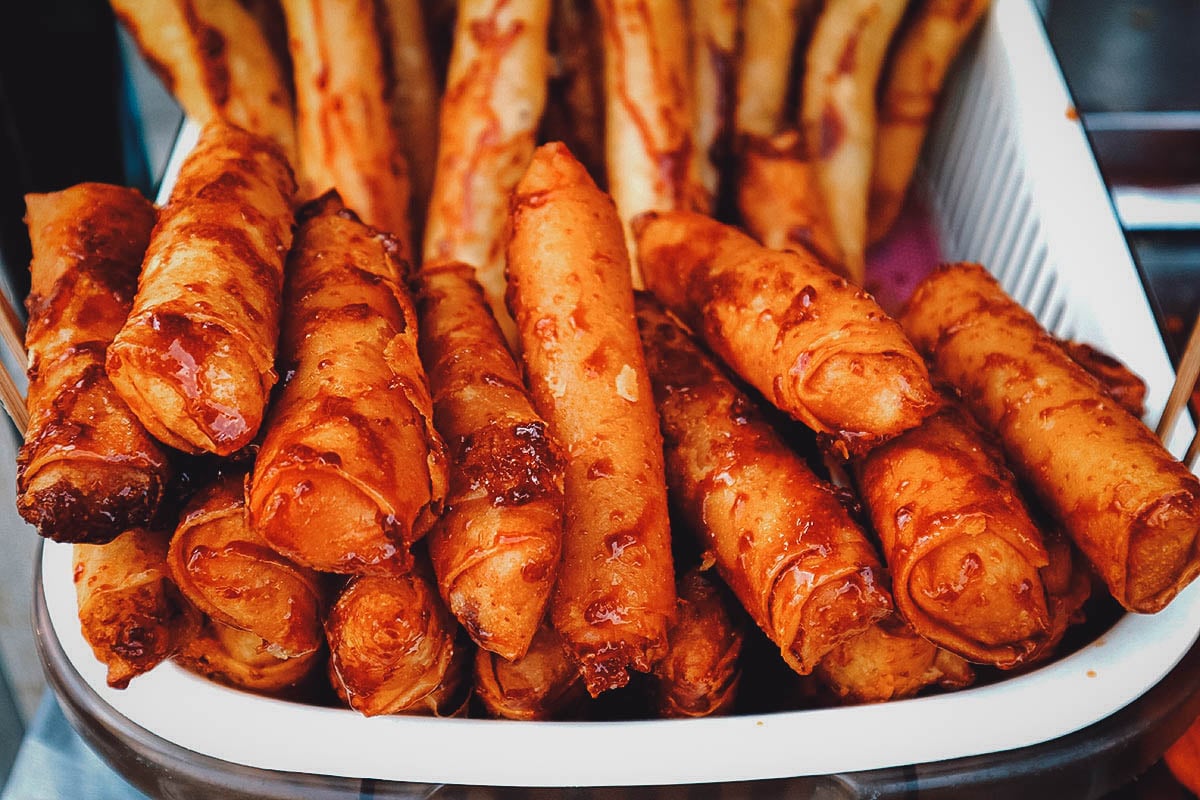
[423,0,551,344]
[167,472,324,658]
[248,196,448,576]
[816,615,975,704]
[110,0,298,167]
[177,615,324,698]
[734,0,804,139]
[855,405,1051,667]
[868,0,991,243]
[901,263,1200,612]
[1061,339,1148,418]
[326,571,460,716]
[801,0,910,284]
[19,184,169,543]
[597,0,705,279]
[637,297,893,674]
[687,0,738,207]
[107,122,295,456]
[505,143,677,695]
[1025,525,1093,664]
[283,0,413,251]
[474,622,587,720]
[634,210,937,457]
[416,263,564,660]
[652,568,745,718]
[74,528,199,688]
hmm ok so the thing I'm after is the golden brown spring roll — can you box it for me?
[248,195,448,576]
[424,0,551,345]
[283,0,413,251]
[1061,339,1148,418]
[107,122,295,456]
[737,130,844,268]
[637,296,893,674]
[901,263,1200,612]
[167,472,324,658]
[652,568,745,718]
[74,528,200,688]
[19,184,169,543]
[473,622,587,720]
[687,0,738,208]
[597,0,705,278]
[801,0,909,284]
[634,210,938,457]
[855,404,1051,667]
[868,0,991,243]
[505,143,677,695]
[816,614,975,704]
[734,0,804,139]
[110,0,298,167]
[177,615,324,698]
[325,570,460,716]
[416,262,564,660]
[1024,524,1093,665]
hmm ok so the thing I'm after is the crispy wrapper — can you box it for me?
[816,614,975,704]
[800,0,909,284]
[74,528,200,689]
[687,0,738,208]
[637,297,893,673]
[167,472,325,658]
[868,0,991,243]
[107,122,295,456]
[474,622,587,720]
[177,615,324,698]
[737,130,844,268]
[248,196,448,576]
[855,404,1051,667]
[734,0,806,138]
[326,570,460,717]
[901,263,1200,612]
[416,262,564,660]
[652,568,745,718]
[634,210,937,457]
[283,0,413,252]
[1024,525,1093,665]
[505,143,677,696]
[1061,339,1148,418]
[423,0,551,344]
[110,0,298,167]
[19,184,169,543]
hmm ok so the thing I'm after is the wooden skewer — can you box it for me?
[1157,311,1200,470]
[0,288,27,436]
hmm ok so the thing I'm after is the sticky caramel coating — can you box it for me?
[416,263,564,660]
[652,568,745,718]
[634,210,937,457]
[177,616,324,698]
[74,528,199,689]
[901,263,1200,612]
[107,122,295,456]
[168,472,325,658]
[474,622,586,720]
[325,571,459,717]
[505,143,677,696]
[856,405,1052,667]
[248,196,448,576]
[423,0,551,344]
[19,184,169,543]
[1061,339,1148,418]
[637,297,892,674]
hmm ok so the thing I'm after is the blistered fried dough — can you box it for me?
[634,210,937,457]
[816,615,974,704]
[506,143,677,695]
[652,568,745,718]
[107,123,294,456]
[597,0,705,279]
[423,0,551,343]
[109,0,297,166]
[416,263,564,659]
[248,196,448,576]
[168,472,324,658]
[283,0,413,251]
[326,571,459,716]
[801,0,909,284]
[901,263,1200,613]
[74,528,199,689]
[637,297,892,674]
[735,0,804,139]
[737,130,843,268]
[868,0,990,243]
[474,622,587,720]
[177,616,323,697]
[687,0,738,207]
[1061,339,1148,418]
[856,405,1051,667]
[18,185,168,543]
